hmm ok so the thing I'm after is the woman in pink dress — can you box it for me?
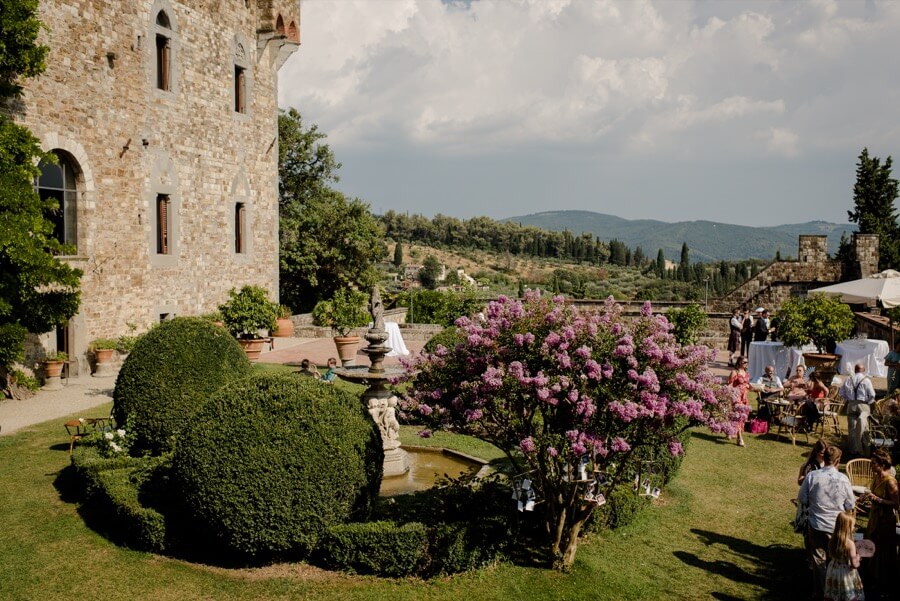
[728,356,750,446]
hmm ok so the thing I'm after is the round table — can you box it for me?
[748,342,815,381]
[834,339,888,377]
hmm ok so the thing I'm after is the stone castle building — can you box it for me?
[14,1,300,374]
[711,233,879,313]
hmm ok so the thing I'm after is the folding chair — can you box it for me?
[777,405,810,446]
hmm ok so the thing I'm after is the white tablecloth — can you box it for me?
[748,342,815,380]
[385,322,410,357]
[834,339,889,377]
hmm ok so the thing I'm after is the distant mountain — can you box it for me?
[502,211,856,262]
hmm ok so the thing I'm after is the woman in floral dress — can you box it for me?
[727,356,750,446]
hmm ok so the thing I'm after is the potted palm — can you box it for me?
[312,289,369,366]
[218,285,278,362]
[273,304,294,338]
[775,294,855,380]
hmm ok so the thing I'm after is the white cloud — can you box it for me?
[278,1,900,224]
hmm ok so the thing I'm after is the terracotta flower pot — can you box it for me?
[273,317,294,338]
[43,360,64,378]
[333,336,360,366]
[238,338,266,362]
[94,348,115,363]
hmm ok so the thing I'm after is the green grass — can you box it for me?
[0,400,813,601]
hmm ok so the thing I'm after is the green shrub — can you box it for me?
[666,304,708,345]
[318,521,429,576]
[591,484,650,531]
[398,290,485,326]
[429,517,509,575]
[172,373,383,560]
[422,326,465,354]
[218,285,279,339]
[112,317,252,455]
[70,449,169,552]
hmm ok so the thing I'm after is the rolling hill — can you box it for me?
[502,211,855,262]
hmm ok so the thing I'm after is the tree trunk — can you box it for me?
[552,519,586,571]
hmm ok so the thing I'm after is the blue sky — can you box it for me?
[279,0,900,227]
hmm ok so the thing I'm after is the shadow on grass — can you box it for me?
[49,442,70,453]
[674,528,806,601]
[690,431,732,445]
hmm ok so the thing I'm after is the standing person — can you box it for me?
[753,309,770,342]
[823,511,865,601]
[728,308,742,366]
[862,449,899,599]
[797,439,828,486]
[741,310,754,357]
[727,356,750,447]
[798,446,855,601]
[839,364,876,456]
[884,339,900,395]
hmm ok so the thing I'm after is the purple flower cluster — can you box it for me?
[401,292,741,489]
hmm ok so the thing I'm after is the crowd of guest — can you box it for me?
[797,444,898,600]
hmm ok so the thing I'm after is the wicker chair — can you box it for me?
[777,405,810,446]
[844,458,873,495]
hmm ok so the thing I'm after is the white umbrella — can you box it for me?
[808,269,900,308]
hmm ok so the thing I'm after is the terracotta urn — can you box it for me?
[333,336,360,366]
[238,338,265,362]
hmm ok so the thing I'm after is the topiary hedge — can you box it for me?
[318,521,429,576]
[172,373,383,560]
[422,326,465,354]
[112,317,252,454]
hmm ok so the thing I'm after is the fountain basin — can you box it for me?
[379,446,488,497]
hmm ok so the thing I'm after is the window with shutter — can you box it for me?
[235,66,246,113]
[157,195,169,254]
[235,202,246,253]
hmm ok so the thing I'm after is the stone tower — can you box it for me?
[852,233,879,278]
[15,1,300,374]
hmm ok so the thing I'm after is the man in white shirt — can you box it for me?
[839,363,876,455]
[798,446,854,600]
[754,365,784,401]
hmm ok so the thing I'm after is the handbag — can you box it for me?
[793,502,809,533]
[749,419,769,434]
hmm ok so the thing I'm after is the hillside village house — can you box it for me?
[14,1,299,375]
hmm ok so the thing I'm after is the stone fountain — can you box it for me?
[334,287,410,477]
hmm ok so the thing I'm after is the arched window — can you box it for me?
[36,151,79,251]
[233,37,251,115]
[155,10,172,91]
[275,14,285,36]
[287,21,299,43]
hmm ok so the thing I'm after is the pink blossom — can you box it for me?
[418,429,432,438]
[611,437,631,452]
[668,440,684,456]
[520,437,536,453]
[547,447,558,458]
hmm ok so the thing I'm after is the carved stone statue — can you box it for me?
[369,286,385,332]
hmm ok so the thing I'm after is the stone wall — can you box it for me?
[14,1,299,374]
[710,233,876,317]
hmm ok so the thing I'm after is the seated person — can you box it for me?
[298,358,320,379]
[322,357,338,383]
[806,372,829,407]
[785,365,808,401]
[754,365,784,401]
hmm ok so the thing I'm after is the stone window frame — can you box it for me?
[229,171,253,261]
[232,34,253,120]
[36,135,95,258]
[36,150,80,252]
[147,152,180,268]
[149,0,180,98]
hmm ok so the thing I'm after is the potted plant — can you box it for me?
[218,285,278,361]
[41,351,68,379]
[775,294,855,378]
[273,304,294,338]
[312,289,369,366]
[115,323,140,359]
[89,338,118,362]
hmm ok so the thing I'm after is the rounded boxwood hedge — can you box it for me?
[422,326,464,354]
[112,317,252,455]
[171,372,383,560]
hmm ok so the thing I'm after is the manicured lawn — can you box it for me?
[0,400,816,600]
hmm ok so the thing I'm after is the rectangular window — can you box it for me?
[156,35,170,90]
[156,194,170,254]
[235,202,246,253]
[234,66,246,113]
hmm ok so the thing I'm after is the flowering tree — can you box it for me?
[401,292,744,570]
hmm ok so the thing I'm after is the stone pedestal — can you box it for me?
[92,362,118,378]
[42,375,63,391]
[383,447,410,477]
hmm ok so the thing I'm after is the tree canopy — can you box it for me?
[278,109,383,312]
[1,0,81,375]
[848,147,900,270]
